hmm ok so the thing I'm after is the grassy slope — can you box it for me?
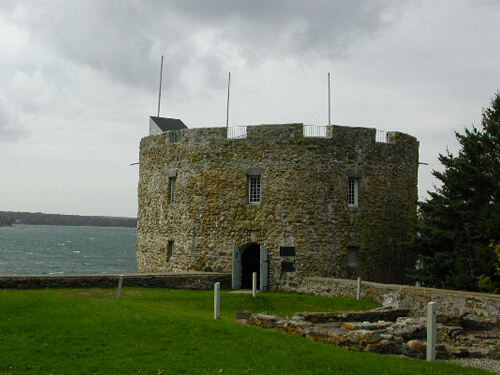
[0,289,491,375]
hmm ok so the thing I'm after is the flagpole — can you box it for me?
[157,55,164,117]
[328,72,331,125]
[226,72,231,128]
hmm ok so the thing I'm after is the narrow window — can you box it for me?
[167,241,174,261]
[248,176,261,204]
[347,246,359,267]
[348,178,358,207]
[169,177,177,203]
[172,130,180,143]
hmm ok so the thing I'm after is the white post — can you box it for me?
[214,282,221,320]
[252,272,257,298]
[117,274,123,299]
[426,301,437,361]
[356,277,361,300]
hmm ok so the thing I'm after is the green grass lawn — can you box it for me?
[0,288,491,374]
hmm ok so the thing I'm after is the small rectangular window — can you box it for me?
[248,176,261,204]
[167,241,174,261]
[172,130,180,143]
[280,246,296,256]
[169,177,177,203]
[281,262,296,273]
[348,178,358,207]
[347,246,359,267]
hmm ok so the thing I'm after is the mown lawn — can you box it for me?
[0,288,491,374]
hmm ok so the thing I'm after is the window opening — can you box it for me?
[281,262,296,272]
[169,177,177,203]
[167,241,174,261]
[172,130,180,143]
[280,246,296,256]
[280,246,296,273]
[348,178,358,207]
[248,176,261,204]
[347,246,359,267]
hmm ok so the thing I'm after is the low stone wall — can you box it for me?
[283,277,500,318]
[237,309,500,359]
[0,272,231,290]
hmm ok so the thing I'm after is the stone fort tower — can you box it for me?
[137,118,419,290]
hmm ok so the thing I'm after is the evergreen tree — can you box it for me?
[413,92,500,291]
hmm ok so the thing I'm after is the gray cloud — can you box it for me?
[6,1,407,94]
[10,1,157,87]
[169,0,401,56]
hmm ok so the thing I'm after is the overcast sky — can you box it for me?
[0,1,499,218]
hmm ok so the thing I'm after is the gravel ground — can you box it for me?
[443,358,500,374]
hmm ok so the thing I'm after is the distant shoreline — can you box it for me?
[2,223,137,229]
[0,211,137,228]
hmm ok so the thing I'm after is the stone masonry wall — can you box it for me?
[284,276,500,318]
[137,123,419,289]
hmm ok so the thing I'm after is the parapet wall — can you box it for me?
[0,272,231,290]
[283,276,500,318]
[157,123,414,145]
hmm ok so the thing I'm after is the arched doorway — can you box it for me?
[241,243,260,289]
[232,243,269,291]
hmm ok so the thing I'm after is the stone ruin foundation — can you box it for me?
[236,307,500,359]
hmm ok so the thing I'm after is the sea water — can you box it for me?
[0,225,137,275]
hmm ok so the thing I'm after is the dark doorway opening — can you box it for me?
[241,243,260,289]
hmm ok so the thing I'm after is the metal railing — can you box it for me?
[227,126,247,139]
[303,125,331,138]
[226,125,393,143]
[376,129,389,143]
